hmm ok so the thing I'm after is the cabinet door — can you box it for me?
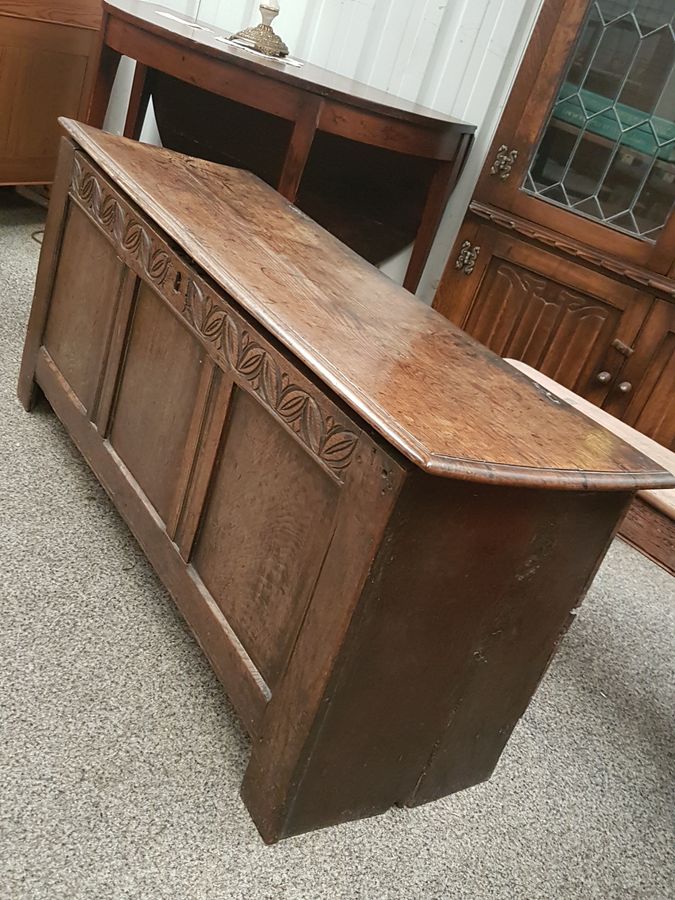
[0,16,97,185]
[603,299,675,450]
[436,223,653,406]
[474,0,675,274]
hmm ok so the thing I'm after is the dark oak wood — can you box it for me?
[436,220,655,410]
[433,0,675,451]
[122,60,150,140]
[604,300,675,451]
[620,499,674,577]
[85,0,475,292]
[19,120,674,842]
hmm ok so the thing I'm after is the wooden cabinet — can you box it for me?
[437,221,654,407]
[433,0,675,448]
[18,120,673,841]
[0,1,100,185]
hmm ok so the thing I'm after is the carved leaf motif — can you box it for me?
[260,355,281,407]
[185,280,206,329]
[148,248,170,283]
[223,316,239,365]
[79,172,96,203]
[301,397,324,454]
[123,221,143,255]
[238,342,265,379]
[72,158,83,190]
[203,306,226,341]
[100,195,118,230]
[321,428,358,468]
[278,387,307,423]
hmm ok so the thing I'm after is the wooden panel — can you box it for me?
[454,227,653,404]
[619,498,674,577]
[0,0,101,29]
[627,331,675,451]
[0,16,96,184]
[42,202,123,413]
[109,281,206,525]
[192,389,339,688]
[34,346,269,736]
[604,300,675,451]
[245,472,630,840]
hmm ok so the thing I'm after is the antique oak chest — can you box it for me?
[19,120,674,843]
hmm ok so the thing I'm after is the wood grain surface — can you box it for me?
[58,119,674,492]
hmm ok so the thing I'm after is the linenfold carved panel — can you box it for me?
[466,260,619,391]
[70,155,359,478]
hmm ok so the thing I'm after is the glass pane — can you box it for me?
[524,0,675,242]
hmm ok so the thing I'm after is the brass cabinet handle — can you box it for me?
[611,338,635,358]
[618,381,633,394]
[596,371,612,384]
[455,241,480,275]
[490,145,519,181]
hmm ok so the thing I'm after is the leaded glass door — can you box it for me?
[472,0,675,274]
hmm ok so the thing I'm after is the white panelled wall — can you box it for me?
[105,0,545,302]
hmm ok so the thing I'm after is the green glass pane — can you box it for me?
[633,150,675,234]
[523,0,675,241]
[562,120,621,203]
[597,0,634,22]
[618,26,675,112]
[567,6,604,90]
[583,16,640,101]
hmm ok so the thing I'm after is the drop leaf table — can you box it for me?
[18,119,674,843]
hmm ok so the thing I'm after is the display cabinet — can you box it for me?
[434,0,675,449]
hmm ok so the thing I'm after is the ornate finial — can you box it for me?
[231,1,289,58]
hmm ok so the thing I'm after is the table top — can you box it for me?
[62,119,674,492]
[103,0,475,132]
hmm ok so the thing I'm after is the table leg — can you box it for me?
[277,97,323,202]
[87,32,122,129]
[123,63,152,140]
[403,132,473,294]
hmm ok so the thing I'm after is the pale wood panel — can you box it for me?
[192,388,339,689]
[43,203,123,413]
[0,0,101,30]
[110,281,208,525]
[0,16,97,184]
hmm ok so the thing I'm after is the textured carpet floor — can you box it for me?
[0,190,673,900]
